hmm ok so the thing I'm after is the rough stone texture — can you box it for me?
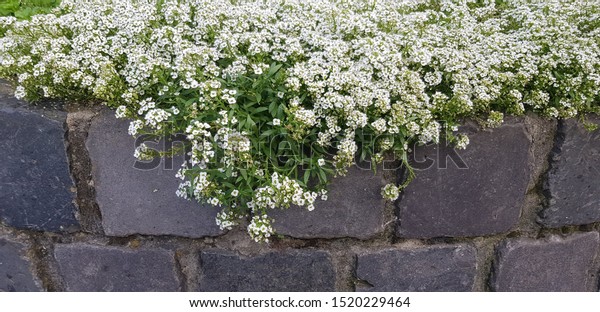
[87,109,223,237]
[270,165,386,239]
[540,117,600,227]
[491,232,600,292]
[54,243,180,291]
[0,236,42,291]
[198,249,335,291]
[397,119,531,238]
[356,244,476,292]
[0,81,79,232]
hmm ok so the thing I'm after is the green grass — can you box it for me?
[0,0,60,19]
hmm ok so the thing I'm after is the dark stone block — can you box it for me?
[86,109,223,237]
[491,232,600,291]
[0,82,78,232]
[270,165,387,239]
[540,117,600,227]
[54,243,180,291]
[198,249,335,291]
[356,244,476,291]
[397,120,531,238]
[0,236,42,291]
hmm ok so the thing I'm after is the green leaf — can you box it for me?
[14,8,34,20]
[223,182,237,189]
[240,169,248,181]
[0,1,20,15]
[268,101,277,116]
[317,168,327,183]
[253,106,269,114]
[246,115,255,128]
[303,169,311,185]
[267,63,283,77]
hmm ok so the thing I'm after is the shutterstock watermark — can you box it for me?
[131,133,468,172]
[410,139,468,171]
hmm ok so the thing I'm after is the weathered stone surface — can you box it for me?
[491,232,600,291]
[356,244,476,292]
[87,109,223,237]
[54,243,180,291]
[397,120,531,238]
[198,249,335,291]
[540,117,600,227]
[270,165,387,239]
[0,236,41,291]
[0,81,79,232]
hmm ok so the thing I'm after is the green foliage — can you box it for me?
[0,0,60,19]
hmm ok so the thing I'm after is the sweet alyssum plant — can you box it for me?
[0,0,598,242]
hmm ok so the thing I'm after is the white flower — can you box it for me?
[115,105,127,118]
[317,158,325,166]
[371,118,387,133]
[133,143,152,160]
[216,210,239,230]
[456,134,470,150]
[128,120,144,136]
[247,215,274,243]
[231,189,239,197]
[272,118,281,126]
[14,86,26,100]
[381,183,400,201]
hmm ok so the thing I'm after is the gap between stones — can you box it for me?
[65,109,104,234]
[29,233,67,291]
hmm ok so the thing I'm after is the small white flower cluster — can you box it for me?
[133,143,153,160]
[216,210,240,231]
[250,172,319,212]
[144,108,171,129]
[455,134,470,150]
[1,0,599,242]
[485,112,504,128]
[333,133,358,174]
[128,120,144,136]
[381,183,400,201]
[247,214,274,243]
[115,105,128,118]
[371,118,388,134]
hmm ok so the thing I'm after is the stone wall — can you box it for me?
[1,79,600,292]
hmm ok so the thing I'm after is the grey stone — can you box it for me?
[0,236,42,291]
[540,117,600,227]
[491,232,600,291]
[54,243,180,291]
[0,82,79,232]
[270,165,386,239]
[87,109,223,237]
[198,249,335,291]
[356,244,476,292]
[397,120,531,238]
